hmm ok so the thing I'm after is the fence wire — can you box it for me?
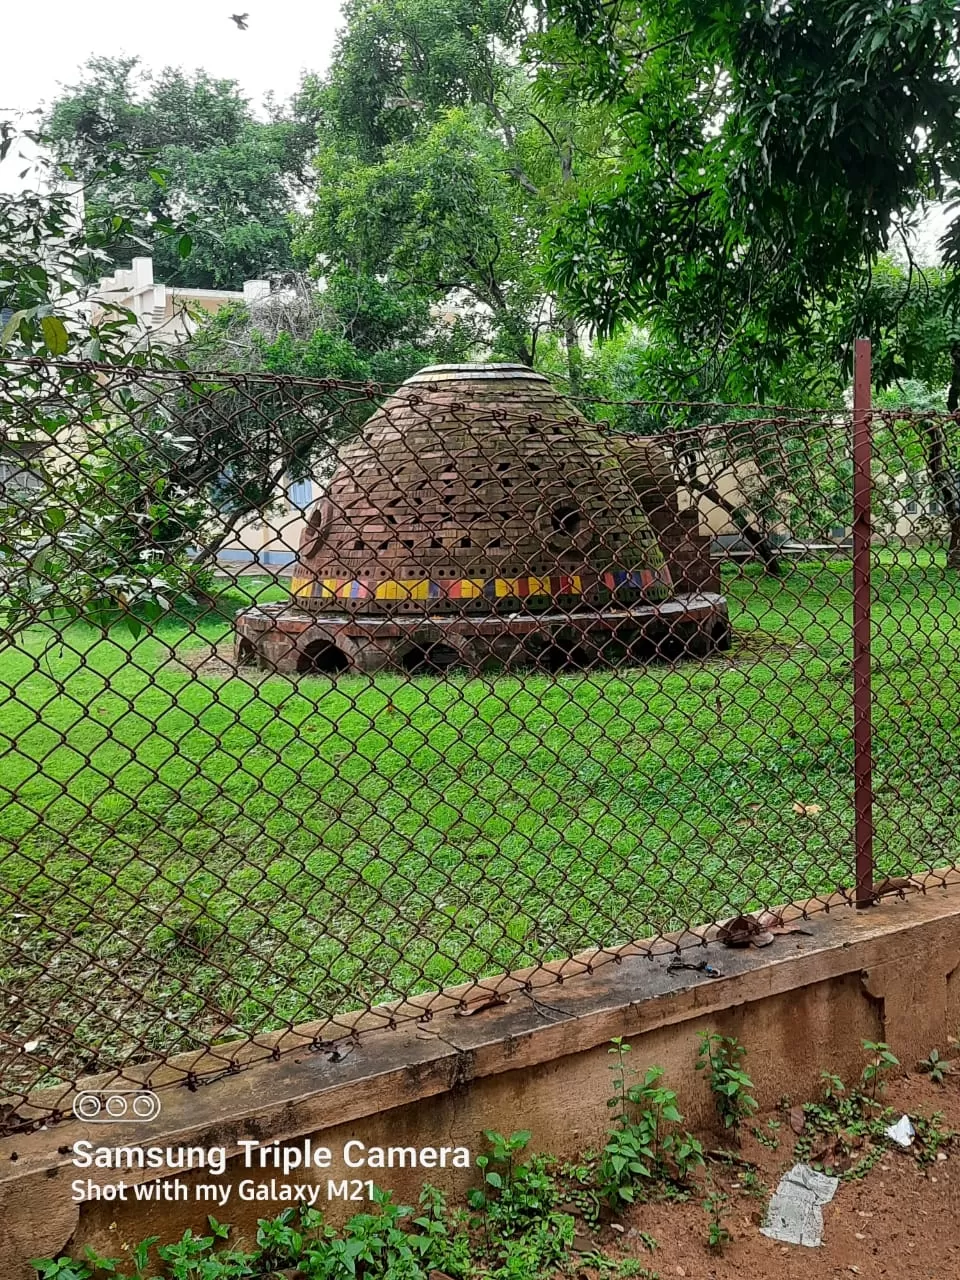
[0,358,958,1132]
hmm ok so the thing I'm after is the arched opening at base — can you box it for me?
[297,638,350,675]
[713,617,733,651]
[649,630,685,663]
[620,632,659,665]
[398,642,462,674]
[236,637,257,666]
[537,641,596,673]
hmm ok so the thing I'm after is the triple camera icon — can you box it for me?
[72,1089,162,1123]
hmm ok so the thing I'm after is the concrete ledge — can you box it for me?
[4,888,960,1274]
[4,881,851,1125]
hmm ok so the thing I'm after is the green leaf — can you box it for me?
[1,307,35,346]
[178,233,193,259]
[41,315,70,356]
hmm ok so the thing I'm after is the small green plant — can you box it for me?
[794,1070,884,1178]
[750,1121,779,1151]
[921,1049,949,1085]
[912,1111,958,1166]
[599,1039,704,1207]
[468,1129,575,1274]
[615,1260,660,1280]
[35,1198,470,1280]
[473,1129,534,1202]
[155,1223,256,1278]
[702,1178,732,1253]
[795,1044,922,1181]
[861,1040,900,1101]
[32,1264,94,1280]
[577,1249,621,1277]
[573,1251,661,1280]
[312,1191,435,1278]
[738,1168,768,1199]
[255,1207,306,1269]
[559,1159,603,1226]
[414,1185,473,1277]
[820,1070,845,1101]
[471,1130,562,1232]
[697,1032,758,1142]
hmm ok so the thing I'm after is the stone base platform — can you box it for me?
[234,592,731,675]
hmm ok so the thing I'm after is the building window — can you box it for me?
[905,500,918,515]
[287,478,313,511]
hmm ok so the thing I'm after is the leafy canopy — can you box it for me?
[43,56,319,289]
[541,0,960,346]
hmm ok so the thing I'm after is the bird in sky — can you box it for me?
[229,13,249,29]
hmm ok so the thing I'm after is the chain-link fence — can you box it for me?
[1,357,958,1132]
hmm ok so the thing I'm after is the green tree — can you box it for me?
[843,258,960,408]
[323,0,525,158]
[541,0,960,366]
[845,258,960,565]
[298,111,544,365]
[0,121,211,638]
[43,56,318,289]
[297,0,612,377]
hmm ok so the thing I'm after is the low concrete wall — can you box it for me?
[3,889,960,1275]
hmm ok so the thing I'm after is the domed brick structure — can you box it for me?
[235,363,729,674]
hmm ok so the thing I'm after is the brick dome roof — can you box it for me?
[290,363,677,616]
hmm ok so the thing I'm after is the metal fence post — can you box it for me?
[853,338,875,908]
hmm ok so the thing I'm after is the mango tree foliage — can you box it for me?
[841,258,960,564]
[541,0,960,352]
[323,0,525,157]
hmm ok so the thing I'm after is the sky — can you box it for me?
[1,0,345,188]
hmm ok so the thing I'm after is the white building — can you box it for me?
[91,256,270,348]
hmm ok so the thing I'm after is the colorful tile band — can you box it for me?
[290,569,673,604]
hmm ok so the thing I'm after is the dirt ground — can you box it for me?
[175,641,268,679]
[597,1072,960,1280]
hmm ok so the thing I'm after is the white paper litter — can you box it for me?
[884,1114,915,1147]
[760,1163,839,1247]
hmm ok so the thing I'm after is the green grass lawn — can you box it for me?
[2,553,959,1088]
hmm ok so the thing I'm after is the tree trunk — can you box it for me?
[924,360,960,569]
[558,132,582,394]
[687,476,784,576]
[563,315,583,394]
[948,342,960,414]
[516,336,535,368]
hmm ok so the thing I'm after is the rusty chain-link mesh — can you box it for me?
[1,357,958,1131]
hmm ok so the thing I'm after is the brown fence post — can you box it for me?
[853,337,875,908]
